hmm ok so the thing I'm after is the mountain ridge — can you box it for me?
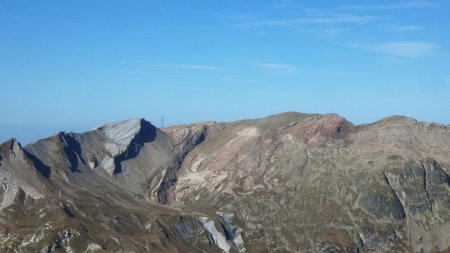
[1,112,450,252]
[5,112,449,146]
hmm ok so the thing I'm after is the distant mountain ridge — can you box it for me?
[1,112,450,252]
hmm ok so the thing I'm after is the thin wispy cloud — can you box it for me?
[350,41,436,59]
[381,24,425,31]
[256,63,297,72]
[329,15,380,24]
[172,64,223,70]
[238,15,379,28]
[340,1,440,11]
[378,41,436,58]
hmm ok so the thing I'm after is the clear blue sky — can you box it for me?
[1,1,449,144]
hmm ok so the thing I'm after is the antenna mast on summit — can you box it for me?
[160,117,164,128]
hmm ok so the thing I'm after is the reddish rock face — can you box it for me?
[281,114,355,145]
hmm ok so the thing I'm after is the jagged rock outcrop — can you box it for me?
[154,122,211,204]
[0,139,46,209]
[1,112,450,252]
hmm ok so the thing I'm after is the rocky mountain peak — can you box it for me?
[0,138,25,161]
[362,115,418,129]
[92,118,157,175]
[96,118,150,147]
[260,112,355,145]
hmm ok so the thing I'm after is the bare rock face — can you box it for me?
[0,139,46,204]
[1,112,450,252]
[96,118,155,175]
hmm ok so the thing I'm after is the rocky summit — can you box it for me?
[1,112,450,253]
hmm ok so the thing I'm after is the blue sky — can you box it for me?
[1,1,449,144]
